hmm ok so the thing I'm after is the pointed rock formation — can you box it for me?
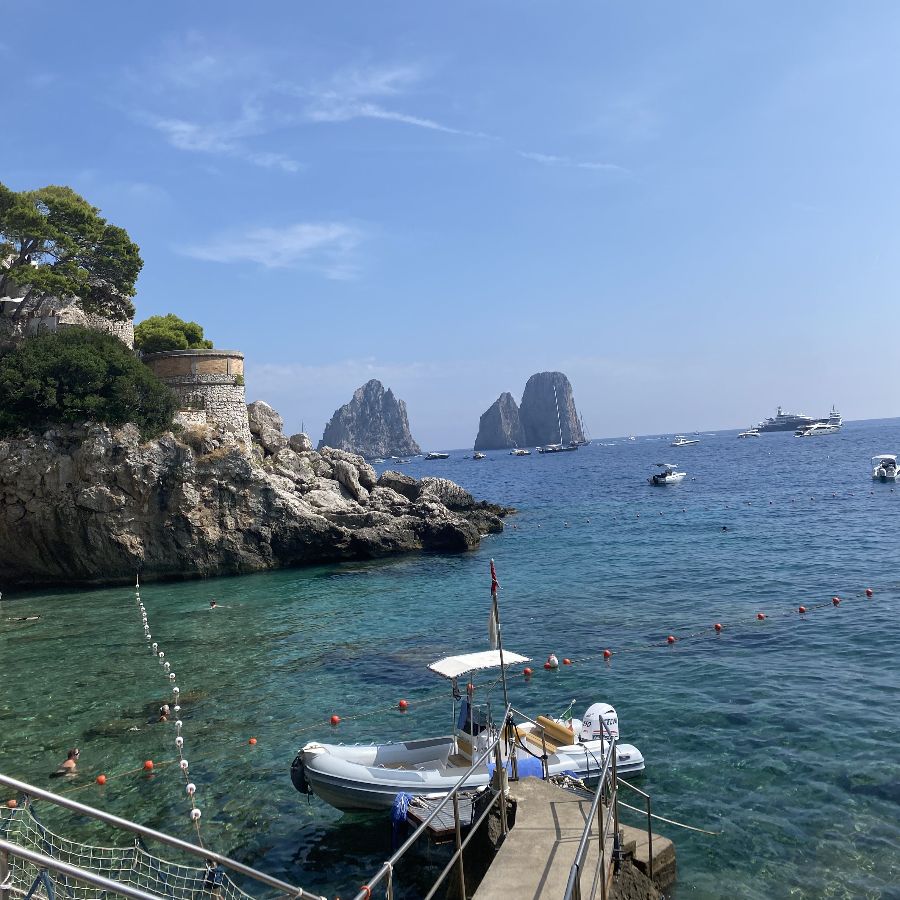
[319,379,421,459]
[519,372,584,447]
[474,392,527,450]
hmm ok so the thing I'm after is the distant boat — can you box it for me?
[795,422,840,437]
[627,436,636,442]
[737,428,760,439]
[648,463,686,485]
[872,455,898,482]
[671,435,699,447]
[510,448,531,456]
[473,451,486,460]
[424,452,450,460]
[538,385,578,454]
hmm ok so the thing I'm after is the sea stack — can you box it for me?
[474,392,526,451]
[519,372,584,446]
[319,379,421,459]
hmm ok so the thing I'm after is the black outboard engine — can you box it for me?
[290,752,313,795]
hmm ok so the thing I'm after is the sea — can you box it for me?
[2,419,899,900]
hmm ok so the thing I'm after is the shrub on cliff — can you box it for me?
[134,314,213,354]
[0,327,176,438]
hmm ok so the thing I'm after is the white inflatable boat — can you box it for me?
[291,650,645,811]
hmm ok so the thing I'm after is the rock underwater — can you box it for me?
[0,415,512,589]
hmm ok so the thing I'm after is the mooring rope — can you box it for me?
[616,798,722,836]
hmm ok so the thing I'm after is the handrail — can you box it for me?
[352,703,513,900]
[0,773,322,900]
[616,777,653,882]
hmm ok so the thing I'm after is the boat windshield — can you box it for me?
[428,650,530,679]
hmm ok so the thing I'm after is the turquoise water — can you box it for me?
[2,419,900,899]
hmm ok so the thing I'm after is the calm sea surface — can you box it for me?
[2,419,900,899]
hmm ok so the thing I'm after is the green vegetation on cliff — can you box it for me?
[0,328,175,438]
[0,184,142,321]
[134,314,213,354]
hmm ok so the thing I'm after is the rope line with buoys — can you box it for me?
[135,575,204,846]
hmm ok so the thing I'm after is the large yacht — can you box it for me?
[756,405,842,433]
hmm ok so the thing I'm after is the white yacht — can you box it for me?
[473,452,486,460]
[737,428,760,438]
[648,463,686,485]
[509,448,531,456]
[795,422,841,437]
[872,455,899,481]
[671,435,699,447]
[424,452,450,460]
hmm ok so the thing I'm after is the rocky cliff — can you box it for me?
[474,392,526,451]
[319,379,420,459]
[520,372,584,446]
[0,411,510,589]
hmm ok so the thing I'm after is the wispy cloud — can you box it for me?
[182,222,364,279]
[518,151,627,173]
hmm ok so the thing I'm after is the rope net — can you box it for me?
[0,805,258,900]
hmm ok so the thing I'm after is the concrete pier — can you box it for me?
[472,779,674,900]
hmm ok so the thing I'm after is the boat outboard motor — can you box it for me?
[580,703,619,743]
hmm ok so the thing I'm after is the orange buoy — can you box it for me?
[832,596,841,606]
[248,737,257,745]
[799,606,807,614]
[602,649,612,660]
[714,623,723,633]
[143,760,154,771]
[523,667,533,677]
[563,658,572,665]
[666,635,676,645]
[330,715,341,727]
[398,699,409,711]
[6,798,17,808]
[96,774,107,785]
[866,588,874,597]
[757,613,766,620]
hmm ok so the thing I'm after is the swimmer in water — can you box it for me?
[50,748,80,777]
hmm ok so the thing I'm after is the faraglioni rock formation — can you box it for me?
[474,392,526,451]
[319,379,420,459]
[520,372,584,447]
[474,372,584,449]
[0,413,510,589]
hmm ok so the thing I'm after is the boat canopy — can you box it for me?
[428,650,530,679]
[654,462,677,468]
[872,454,897,462]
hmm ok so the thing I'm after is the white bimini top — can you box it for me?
[428,650,531,679]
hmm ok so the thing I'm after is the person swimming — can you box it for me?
[50,748,79,777]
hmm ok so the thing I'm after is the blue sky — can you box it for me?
[3,2,899,447]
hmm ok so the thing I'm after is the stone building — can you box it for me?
[142,349,251,445]
[0,296,135,349]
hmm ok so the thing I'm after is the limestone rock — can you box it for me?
[247,401,284,437]
[0,413,512,588]
[318,379,420,459]
[519,372,584,447]
[289,432,313,453]
[474,392,526,450]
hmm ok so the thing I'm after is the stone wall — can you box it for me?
[143,350,251,445]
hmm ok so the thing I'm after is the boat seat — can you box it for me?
[516,716,577,755]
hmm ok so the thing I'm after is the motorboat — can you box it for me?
[671,435,699,447]
[648,463,686,485]
[372,458,386,464]
[537,443,577,454]
[291,650,645,812]
[424,452,450,460]
[473,452,486,460]
[872,455,899,482]
[737,428,760,438]
[509,448,531,456]
[795,422,841,437]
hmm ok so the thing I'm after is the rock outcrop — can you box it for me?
[0,412,511,589]
[319,379,420,459]
[519,372,584,447]
[474,392,526,451]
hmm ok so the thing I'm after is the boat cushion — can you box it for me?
[535,716,577,747]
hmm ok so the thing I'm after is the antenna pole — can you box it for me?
[491,559,510,710]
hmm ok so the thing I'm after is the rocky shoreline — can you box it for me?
[0,403,512,590]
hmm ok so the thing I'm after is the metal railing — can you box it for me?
[0,773,324,900]
[616,779,654,882]
[352,703,513,900]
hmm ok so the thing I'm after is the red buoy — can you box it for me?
[96,774,107,785]
[714,623,723,633]
[143,760,154,771]
[544,662,552,669]
[602,649,612,660]
[330,715,341,727]
[832,596,841,606]
[248,737,257,745]
[866,588,874,597]
[523,667,533,677]
[757,613,766,620]
[563,658,572,665]
[398,699,409,711]
[667,635,676,645]
[799,606,807,614]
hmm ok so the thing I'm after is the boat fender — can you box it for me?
[290,753,312,795]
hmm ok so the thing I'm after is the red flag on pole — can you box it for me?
[490,559,500,597]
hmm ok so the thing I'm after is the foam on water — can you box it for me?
[2,419,899,898]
